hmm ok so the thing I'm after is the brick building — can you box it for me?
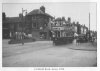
[51,17,74,37]
[2,12,23,39]
[2,6,53,40]
[2,12,10,39]
[2,12,25,39]
[2,6,89,41]
[25,6,53,40]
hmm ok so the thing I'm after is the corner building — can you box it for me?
[25,6,53,40]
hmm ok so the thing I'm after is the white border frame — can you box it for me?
[0,0,99,71]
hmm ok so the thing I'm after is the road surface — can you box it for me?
[2,40,97,67]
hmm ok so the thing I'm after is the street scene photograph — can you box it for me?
[2,2,97,67]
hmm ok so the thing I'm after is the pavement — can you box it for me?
[2,39,97,67]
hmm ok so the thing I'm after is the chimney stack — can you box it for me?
[2,12,6,20]
[68,17,71,23]
[40,6,45,13]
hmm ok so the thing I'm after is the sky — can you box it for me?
[2,2,97,31]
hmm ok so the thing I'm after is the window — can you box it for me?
[32,22,37,28]
[34,23,37,28]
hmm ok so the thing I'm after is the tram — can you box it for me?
[51,26,74,45]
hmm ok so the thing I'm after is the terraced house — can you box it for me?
[2,6,89,41]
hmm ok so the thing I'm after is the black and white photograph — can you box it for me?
[2,2,97,67]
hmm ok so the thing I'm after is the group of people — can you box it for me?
[10,32,32,40]
[15,32,25,40]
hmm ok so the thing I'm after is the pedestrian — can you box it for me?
[74,33,79,45]
[21,32,24,45]
[52,34,55,45]
[76,36,80,45]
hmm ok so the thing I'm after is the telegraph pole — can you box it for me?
[21,8,27,45]
[22,8,24,45]
[89,12,90,41]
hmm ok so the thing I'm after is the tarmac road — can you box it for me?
[2,40,97,67]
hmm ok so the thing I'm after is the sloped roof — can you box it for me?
[5,17,21,23]
[27,9,44,15]
[27,9,53,18]
[55,17,62,21]
[3,17,26,24]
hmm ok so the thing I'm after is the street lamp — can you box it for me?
[21,8,27,45]
[89,12,91,42]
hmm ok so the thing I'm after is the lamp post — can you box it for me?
[21,8,27,45]
[89,12,90,42]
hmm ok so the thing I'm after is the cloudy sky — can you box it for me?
[2,2,96,31]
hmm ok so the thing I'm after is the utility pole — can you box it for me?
[22,8,24,45]
[21,8,27,45]
[89,12,90,41]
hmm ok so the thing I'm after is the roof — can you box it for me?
[5,17,22,23]
[55,17,62,21]
[27,9,44,15]
[27,9,53,18]
[3,17,26,24]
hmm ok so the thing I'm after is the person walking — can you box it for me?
[52,33,55,45]
[74,33,79,45]
[76,36,80,45]
[21,32,24,45]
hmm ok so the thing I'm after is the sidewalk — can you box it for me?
[65,42,97,51]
